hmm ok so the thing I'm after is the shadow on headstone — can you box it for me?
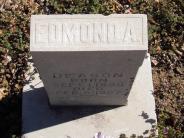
[22,87,120,134]
[23,52,147,134]
[32,51,146,105]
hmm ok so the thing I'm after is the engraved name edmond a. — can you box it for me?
[35,21,140,44]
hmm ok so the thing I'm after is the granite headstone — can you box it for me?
[30,14,148,106]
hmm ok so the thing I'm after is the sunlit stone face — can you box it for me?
[35,22,139,44]
[31,14,147,51]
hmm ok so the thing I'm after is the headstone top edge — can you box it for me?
[31,14,147,19]
[30,46,148,52]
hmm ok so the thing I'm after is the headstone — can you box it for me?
[23,14,157,137]
[30,14,148,106]
[22,53,157,138]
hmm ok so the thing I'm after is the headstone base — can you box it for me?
[22,54,157,138]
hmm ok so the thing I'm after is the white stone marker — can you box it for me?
[22,53,157,138]
[30,14,148,106]
[23,14,157,137]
